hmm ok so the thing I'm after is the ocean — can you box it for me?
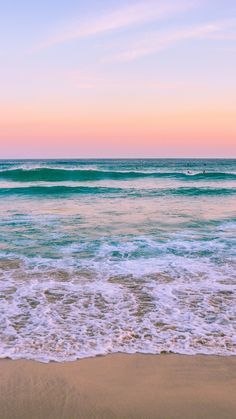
[0,159,235,361]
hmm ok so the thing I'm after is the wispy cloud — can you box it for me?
[39,0,196,49]
[110,19,236,61]
[71,73,188,92]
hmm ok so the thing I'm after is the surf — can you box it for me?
[0,167,236,182]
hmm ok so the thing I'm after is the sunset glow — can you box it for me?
[0,0,236,158]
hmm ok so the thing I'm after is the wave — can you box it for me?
[0,168,236,182]
[0,185,235,197]
[0,186,123,196]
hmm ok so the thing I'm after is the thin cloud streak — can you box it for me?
[111,20,236,61]
[39,0,197,49]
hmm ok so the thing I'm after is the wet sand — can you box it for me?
[0,354,236,419]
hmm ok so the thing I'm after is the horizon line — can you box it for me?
[0,157,235,161]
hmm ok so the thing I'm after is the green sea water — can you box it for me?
[0,159,235,361]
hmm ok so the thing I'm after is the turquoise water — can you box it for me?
[0,159,235,361]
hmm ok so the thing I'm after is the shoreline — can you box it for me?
[1,350,236,364]
[1,354,236,418]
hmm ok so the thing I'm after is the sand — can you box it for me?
[0,354,236,419]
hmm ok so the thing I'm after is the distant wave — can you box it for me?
[0,168,236,182]
[0,186,123,196]
[0,185,235,197]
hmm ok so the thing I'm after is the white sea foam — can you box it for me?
[0,231,235,362]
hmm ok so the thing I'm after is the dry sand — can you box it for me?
[0,354,236,419]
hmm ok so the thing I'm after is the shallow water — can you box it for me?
[0,159,235,361]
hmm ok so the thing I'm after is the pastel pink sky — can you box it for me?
[0,0,236,158]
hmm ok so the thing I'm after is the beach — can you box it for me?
[1,354,236,419]
[0,159,235,417]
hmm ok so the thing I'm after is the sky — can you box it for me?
[0,0,236,158]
